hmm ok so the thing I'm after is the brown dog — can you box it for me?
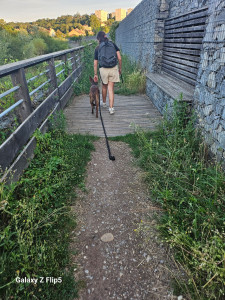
[89,76,100,118]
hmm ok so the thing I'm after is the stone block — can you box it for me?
[215,103,223,115]
[217,24,225,41]
[222,107,225,120]
[211,61,220,72]
[207,72,216,88]
[206,115,214,125]
[220,80,225,96]
[218,131,225,149]
[203,105,213,116]
[210,143,217,155]
[204,91,215,105]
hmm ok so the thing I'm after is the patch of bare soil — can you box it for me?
[70,139,185,300]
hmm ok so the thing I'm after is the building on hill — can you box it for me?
[95,10,108,22]
[127,8,133,15]
[68,27,94,37]
[49,28,56,37]
[83,25,92,31]
[115,8,127,21]
[68,28,84,37]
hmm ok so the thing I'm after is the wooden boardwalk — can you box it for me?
[64,94,162,137]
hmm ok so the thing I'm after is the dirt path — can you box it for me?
[70,139,182,300]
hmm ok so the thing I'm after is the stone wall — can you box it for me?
[167,0,209,18]
[194,0,225,161]
[116,0,225,163]
[115,0,169,73]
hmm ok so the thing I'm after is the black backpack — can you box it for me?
[98,41,118,68]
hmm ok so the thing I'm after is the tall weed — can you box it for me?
[111,101,225,299]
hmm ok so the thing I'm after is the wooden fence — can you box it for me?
[0,44,91,184]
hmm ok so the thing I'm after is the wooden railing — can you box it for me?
[0,44,91,183]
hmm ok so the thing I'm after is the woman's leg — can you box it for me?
[108,81,115,108]
[102,83,108,103]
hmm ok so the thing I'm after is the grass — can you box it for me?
[110,101,225,300]
[114,54,146,95]
[73,41,98,95]
[0,111,98,299]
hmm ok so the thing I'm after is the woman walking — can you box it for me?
[94,31,122,115]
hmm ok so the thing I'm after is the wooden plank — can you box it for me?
[165,9,208,26]
[162,63,197,80]
[11,68,33,123]
[165,17,207,30]
[0,89,59,171]
[165,32,204,39]
[165,25,206,34]
[164,37,203,44]
[47,58,58,93]
[164,43,202,49]
[162,58,197,74]
[146,73,194,100]
[163,55,199,68]
[163,50,200,62]
[162,66,196,86]
[163,47,201,56]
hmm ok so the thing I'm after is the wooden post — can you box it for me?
[11,68,33,123]
[71,51,76,71]
[78,48,83,71]
[47,58,58,93]
[62,54,68,77]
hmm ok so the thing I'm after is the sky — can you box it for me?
[0,0,141,22]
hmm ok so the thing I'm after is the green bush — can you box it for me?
[115,54,146,95]
[0,29,68,66]
[109,21,119,43]
[73,42,98,95]
[0,112,98,299]
[111,101,225,300]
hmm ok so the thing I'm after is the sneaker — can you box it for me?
[109,107,115,115]
[102,102,107,108]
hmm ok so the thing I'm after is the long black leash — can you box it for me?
[97,73,124,161]
[98,96,115,161]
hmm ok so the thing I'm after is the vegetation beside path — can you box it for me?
[0,112,98,299]
[111,102,225,300]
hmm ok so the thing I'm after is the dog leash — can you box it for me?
[98,95,115,161]
[97,72,115,161]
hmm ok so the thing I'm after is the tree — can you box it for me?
[109,21,120,42]
[90,15,101,34]
[32,38,47,55]
[0,19,6,29]
[0,30,11,65]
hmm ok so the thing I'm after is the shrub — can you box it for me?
[111,101,225,300]
[0,112,98,299]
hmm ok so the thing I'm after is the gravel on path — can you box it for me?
[70,139,184,300]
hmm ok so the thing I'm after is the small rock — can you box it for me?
[101,233,114,242]
[178,296,183,300]
[85,270,89,274]
[146,256,151,263]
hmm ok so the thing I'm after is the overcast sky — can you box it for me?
[1,0,141,22]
